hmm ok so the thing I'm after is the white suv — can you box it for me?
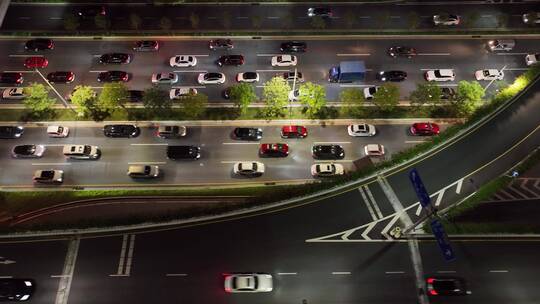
[475,69,504,81]
[424,69,455,82]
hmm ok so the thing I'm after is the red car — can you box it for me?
[281,125,307,138]
[24,56,48,68]
[259,143,289,157]
[410,122,440,136]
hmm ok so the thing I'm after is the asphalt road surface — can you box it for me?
[3,1,540,32]
[0,65,538,303]
[0,122,447,187]
[0,37,536,105]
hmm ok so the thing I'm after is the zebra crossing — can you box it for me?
[306,176,466,243]
[489,178,540,201]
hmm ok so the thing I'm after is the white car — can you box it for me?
[233,161,265,177]
[289,89,300,102]
[424,69,455,82]
[197,72,226,85]
[525,53,540,66]
[433,14,460,25]
[271,55,297,67]
[47,125,69,138]
[151,72,179,85]
[348,124,376,137]
[2,87,26,100]
[63,145,101,160]
[475,69,504,81]
[311,163,344,177]
[236,72,259,83]
[169,88,198,99]
[363,86,379,100]
[169,55,197,67]
[364,144,385,157]
[224,273,273,293]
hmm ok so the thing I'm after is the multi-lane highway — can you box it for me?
[0,37,537,105]
[0,54,538,303]
[3,1,540,32]
[0,121,452,187]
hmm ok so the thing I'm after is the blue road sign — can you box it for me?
[431,219,456,262]
[409,169,432,208]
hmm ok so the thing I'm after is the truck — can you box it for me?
[328,60,366,83]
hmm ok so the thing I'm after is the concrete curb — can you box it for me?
[2,118,465,128]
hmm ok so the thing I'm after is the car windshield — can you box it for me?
[42,170,55,178]
[434,70,446,77]
[245,72,256,78]
[206,73,219,80]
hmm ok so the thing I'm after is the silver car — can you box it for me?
[151,73,179,85]
[224,273,273,293]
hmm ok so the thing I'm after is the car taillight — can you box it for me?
[68,74,73,81]
[123,75,128,81]
[17,78,22,83]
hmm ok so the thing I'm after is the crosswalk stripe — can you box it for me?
[363,185,383,219]
[358,186,377,221]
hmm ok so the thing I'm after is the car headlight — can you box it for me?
[24,281,32,287]
[19,295,30,301]
[379,71,384,75]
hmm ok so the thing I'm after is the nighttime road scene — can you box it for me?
[0,0,540,303]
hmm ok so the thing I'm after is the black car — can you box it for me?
[377,70,407,82]
[12,144,45,158]
[209,39,233,50]
[427,277,469,296]
[167,145,201,160]
[99,53,132,64]
[0,278,35,301]
[312,144,345,159]
[0,73,23,85]
[233,127,263,140]
[280,41,307,53]
[307,7,332,18]
[128,90,144,102]
[103,124,140,138]
[387,46,417,58]
[75,5,106,18]
[47,71,74,83]
[97,71,129,82]
[25,38,54,51]
[0,126,24,139]
[133,40,159,52]
[216,55,245,67]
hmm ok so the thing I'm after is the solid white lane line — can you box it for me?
[481,15,493,18]
[267,16,280,19]
[256,69,290,72]
[50,275,71,278]
[222,142,260,145]
[405,140,426,143]
[55,238,80,304]
[3,70,34,73]
[173,70,208,73]
[435,84,458,87]
[127,162,167,165]
[504,68,529,71]
[417,53,451,56]
[489,270,509,273]
[277,272,298,275]
[385,271,405,274]
[364,185,384,219]
[257,54,281,57]
[172,86,206,89]
[359,186,377,221]
[32,163,71,166]
[336,53,371,56]
[496,53,528,56]
[437,270,456,273]
[313,141,351,144]
[166,273,188,276]
[9,54,44,57]
[130,143,168,146]
[116,235,128,276]
[49,17,62,20]
[220,160,257,164]
[89,70,107,73]
[0,276,13,279]
[313,160,353,163]
[124,235,136,276]
[332,272,351,275]
[420,68,454,71]
[339,84,372,87]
